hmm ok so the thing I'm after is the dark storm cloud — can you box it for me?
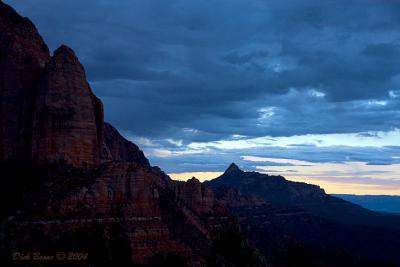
[5,0,400,141]
[222,51,270,65]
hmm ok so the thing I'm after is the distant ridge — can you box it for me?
[207,163,400,229]
[334,194,400,214]
[204,163,400,266]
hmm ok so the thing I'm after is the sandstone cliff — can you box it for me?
[0,3,228,266]
[0,2,104,167]
[174,177,215,215]
[0,2,50,161]
[102,122,149,166]
[31,45,104,167]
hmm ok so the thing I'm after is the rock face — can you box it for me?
[102,122,149,166]
[0,2,50,161]
[0,2,103,167]
[42,162,196,264]
[4,159,226,266]
[31,45,104,167]
[174,177,215,215]
[0,3,228,266]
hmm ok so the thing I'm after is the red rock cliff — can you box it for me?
[174,177,215,214]
[0,3,229,266]
[0,2,103,167]
[31,45,103,167]
[102,122,149,166]
[0,2,50,161]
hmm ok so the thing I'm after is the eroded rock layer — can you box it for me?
[0,2,50,161]
[31,45,103,167]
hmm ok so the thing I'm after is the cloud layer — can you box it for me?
[6,0,400,140]
[6,0,400,193]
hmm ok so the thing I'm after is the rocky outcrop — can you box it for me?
[102,122,149,166]
[1,160,220,265]
[31,46,103,167]
[0,2,103,167]
[0,2,50,161]
[174,177,215,215]
[40,162,197,264]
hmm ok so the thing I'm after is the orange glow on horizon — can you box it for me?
[168,171,400,195]
[169,172,223,182]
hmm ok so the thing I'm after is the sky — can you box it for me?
[6,0,400,195]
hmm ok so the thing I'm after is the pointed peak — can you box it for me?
[54,44,74,54]
[224,163,242,175]
[52,45,79,64]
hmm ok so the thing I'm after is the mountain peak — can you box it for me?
[31,43,103,167]
[52,45,80,65]
[224,163,242,175]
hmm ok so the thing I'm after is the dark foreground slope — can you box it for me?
[206,164,400,267]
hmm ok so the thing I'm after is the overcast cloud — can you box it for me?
[6,0,400,192]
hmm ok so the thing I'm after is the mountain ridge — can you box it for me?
[205,163,400,266]
[207,163,400,228]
